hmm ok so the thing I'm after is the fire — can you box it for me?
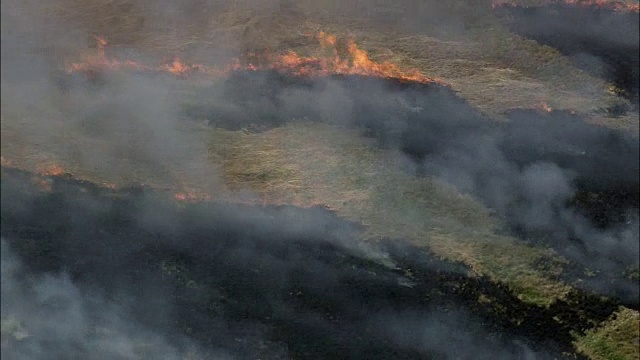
[39,164,66,177]
[66,32,443,85]
[174,191,212,203]
[317,32,337,48]
[266,32,441,83]
[492,0,640,12]
[0,156,13,166]
[93,34,108,58]
[94,34,108,48]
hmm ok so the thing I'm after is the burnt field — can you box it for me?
[494,3,640,110]
[0,167,623,359]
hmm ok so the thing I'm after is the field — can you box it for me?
[1,1,638,359]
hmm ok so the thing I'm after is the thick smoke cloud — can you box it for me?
[421,109,639,302]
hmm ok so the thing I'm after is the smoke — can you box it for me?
[1,0,638,357]
[1,0,232,191]
[1,170,567,359]
[1,240,226,360]
[421,109,639,301]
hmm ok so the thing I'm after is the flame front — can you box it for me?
[66,32,443,85]
[267,32,440,83]
[39,164,66,177]
[164,58,189,75]
[94,35,108,48]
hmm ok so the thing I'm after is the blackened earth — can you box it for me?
[57,69,639,303]
[0,168,623,359]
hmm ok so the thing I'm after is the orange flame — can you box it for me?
[492,0,640,12]
[39,164,66,177]
[66,32,444,85]
[94,34,108,48]
[93,35,108,58]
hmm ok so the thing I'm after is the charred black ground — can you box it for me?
[493,4,640,109]
[1,167,625,359]
[187,70,639,199]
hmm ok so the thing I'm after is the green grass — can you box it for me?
[575,307,640,360]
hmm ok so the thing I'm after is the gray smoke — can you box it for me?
[1,240,226,360]
[183,69,639,301]
[1,1,638,358]
[372,311,544,360]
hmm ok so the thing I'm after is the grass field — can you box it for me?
[575,307,640,360]
[1,0,638,358]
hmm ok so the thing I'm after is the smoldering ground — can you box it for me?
[1,0,639,358]
[4,67,635,357]
[1,168,572,359]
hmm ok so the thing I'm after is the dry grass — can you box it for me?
[209,122,571,306]
[574,307,640,360]
[35,0,636,125]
